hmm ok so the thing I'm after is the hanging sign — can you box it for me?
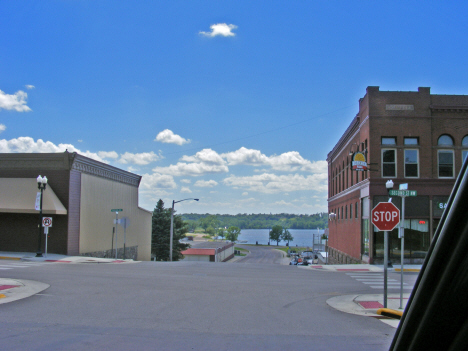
[35,192,41,211]
[352,152,368,171]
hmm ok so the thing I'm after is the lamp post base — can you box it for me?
[35,252,43,258]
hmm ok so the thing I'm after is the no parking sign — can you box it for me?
[42,217,53,228]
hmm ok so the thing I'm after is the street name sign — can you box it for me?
[111,209,123,212]
[371,202,400,231]
[389,190,417,197]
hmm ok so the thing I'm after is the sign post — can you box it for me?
[111,209,123,259]
[371,202,400,307]
[390,185,417,309]
[42,217,53,258]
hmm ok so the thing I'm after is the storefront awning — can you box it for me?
[0,178,67,215]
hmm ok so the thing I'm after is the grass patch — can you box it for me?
[234,247,249,253]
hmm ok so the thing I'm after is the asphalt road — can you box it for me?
[234,244,286,264]
[0,251,399,351]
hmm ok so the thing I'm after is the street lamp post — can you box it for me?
[36,175,48,257]
[170,198,199,261]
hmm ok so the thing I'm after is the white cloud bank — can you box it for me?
[199,23,237,37]
[152,147,327,177]
[0,124,5,133]
[153,148,228,176]
[155,129,190,145]
[223,173,328,194]
[0,90,32,112]
[222,147,327,173]
[0,137,161,166]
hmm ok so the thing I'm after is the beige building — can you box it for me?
[0,152,152,260]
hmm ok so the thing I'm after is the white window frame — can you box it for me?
[438,150,455,178]
[382,148,397,178]
[404,149,419,178]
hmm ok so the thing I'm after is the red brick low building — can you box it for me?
[327,87,468,264]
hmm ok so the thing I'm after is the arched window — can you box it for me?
[463,136,468,163]
[438,134,454,146]
[463,135,468,146]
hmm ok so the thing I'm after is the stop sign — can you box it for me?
[371,202,400,231]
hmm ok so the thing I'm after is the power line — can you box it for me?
[163,103,355,157]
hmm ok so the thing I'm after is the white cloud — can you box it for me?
[118,151,160,165]
[222,147,268,165]
[155,129,190,145]
[153,148,228,177]
[194,180,218,188]
[0,136,106,162]
[180,179,191,184]
[140,173,176,189]
[152,162,228,177]
[223,173,328,194]
[25,85,35,90]
[126,166,139,173]
[0,90,32,112]
[181,186,192,193]
[199,23,238,37]
[181,148,225,165]
[98,151,119,159]
[221,147,327,173]
[0,124,5,133]
[242,192,248,196]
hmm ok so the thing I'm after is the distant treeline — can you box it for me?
[180,213,328,231]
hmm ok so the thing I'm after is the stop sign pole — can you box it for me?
[372,202,400,308]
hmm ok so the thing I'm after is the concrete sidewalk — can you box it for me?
[327,293,410,328]
[0,277,50,304]
[0,251,138,264]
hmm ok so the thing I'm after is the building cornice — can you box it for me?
[72,154,141,187]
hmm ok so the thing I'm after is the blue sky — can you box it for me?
[1,1,467,214]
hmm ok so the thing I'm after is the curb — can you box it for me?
[0,256,22,261]
[377,308,403,319]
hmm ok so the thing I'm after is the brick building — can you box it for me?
[327,87,468,264]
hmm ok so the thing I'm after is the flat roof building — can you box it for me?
[0,152,152,260]
[327,87,468,264]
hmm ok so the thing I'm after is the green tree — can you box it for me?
[206,226,215,236]
[269,225,283,246]
[226,226,241,242]
[216,227,226,240]
[151,199,189,261]
[281,229,294,245]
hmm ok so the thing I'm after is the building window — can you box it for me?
[462,136,468,164]
[355,202,358,218]
[438,134,454,146]
[404,137,419,145]
[382,149,396,177]
[438,150,454,178]
[405,149,419,177]
[345,206,348,219]
[382,137,396,145]
[349,204,352,219]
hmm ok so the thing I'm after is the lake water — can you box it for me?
[237,229,326,248]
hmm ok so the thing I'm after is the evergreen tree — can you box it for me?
[151,199,189,261]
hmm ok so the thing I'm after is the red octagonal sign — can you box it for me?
[371,202,400,231]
